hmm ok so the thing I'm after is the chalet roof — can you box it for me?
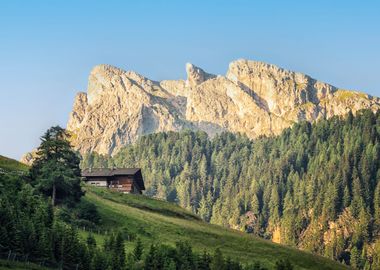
[82,168,140,177]
[81,168,145,190]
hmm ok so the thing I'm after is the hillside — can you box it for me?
[0,155,28,173]
[83,186,348,270]
[83,109,380,269]
[0,160,347,270]
[0,259,52,270]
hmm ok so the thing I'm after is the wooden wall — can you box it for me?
[110,176,141,194]
[85,175,142,194]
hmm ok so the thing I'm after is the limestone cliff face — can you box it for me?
[66,59,380,156]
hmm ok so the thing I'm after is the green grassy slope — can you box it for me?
[84,187,349,270]
[0,155,29,172]
[0,259,51,270]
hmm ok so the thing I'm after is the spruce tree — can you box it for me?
[210,248,225,270]
[30,126,83,206]
[133,237,143,261]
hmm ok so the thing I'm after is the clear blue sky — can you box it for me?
[1,0,379,160]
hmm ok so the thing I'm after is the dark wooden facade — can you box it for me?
[82,168,145,194]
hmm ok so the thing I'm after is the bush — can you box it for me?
[75,200,101,224]
[275,259,294,270]
[73,219,97,230]
[120,226,136,241]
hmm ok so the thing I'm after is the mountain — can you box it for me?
[66,59,380,156]
[82,110,380,269]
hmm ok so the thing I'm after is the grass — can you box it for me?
[0,155,29,173]
[0,259,52,270]
[334,89,367,100]
[83,187,349,270]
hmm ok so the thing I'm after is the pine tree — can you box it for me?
[198,250,211,270]
[133,238,143,261]
[210,248,225,270]
[144,244,158,270]
[268,186,281,224]
[114,232,126,269]
[86,234,97,250]
[374,181,380,232]
[175,241,195,270]
[350,246,360,269]
[250,194,260,215]
[30,126,83,206]
[343,185,351,208]
[91,250,109,270]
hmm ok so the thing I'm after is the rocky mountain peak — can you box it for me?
[63,59,380,156]
[67,92,88,132]
[87,64,125,104]
[185,63,216,87]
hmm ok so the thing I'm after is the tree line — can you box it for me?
[83,109,380,269]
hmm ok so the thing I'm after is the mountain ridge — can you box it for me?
[19,59,380,164]
[65,59,380,157]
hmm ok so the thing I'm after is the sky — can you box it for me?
[0,0,379,160]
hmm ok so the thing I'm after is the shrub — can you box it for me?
[75,200,101,224]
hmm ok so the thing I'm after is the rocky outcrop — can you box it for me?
[185,63,216,87]
[66,59,380,156]
[20,149,38,166]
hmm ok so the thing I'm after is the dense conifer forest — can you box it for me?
[83,109,380,269]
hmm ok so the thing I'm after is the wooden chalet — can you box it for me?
[81,168,145,194]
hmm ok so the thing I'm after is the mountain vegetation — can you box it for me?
[1,167,332,270]
[79,187,345,270]
[30,126,83,206]
[0,155,28,173]
[82,109,380,269]
[0,128,346,269]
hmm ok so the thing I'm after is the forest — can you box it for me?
[0,127,293,270]
[83,109,380,269]
[0,171,276,270]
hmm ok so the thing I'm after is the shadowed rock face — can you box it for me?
[66,59,380,156]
